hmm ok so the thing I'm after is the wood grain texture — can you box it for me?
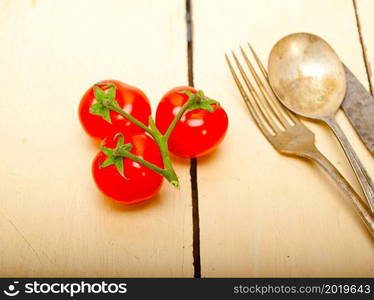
[192,0,374,277]
[356,0,374,94]
[0,0,193,277]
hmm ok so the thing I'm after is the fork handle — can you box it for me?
[305,148,374,238]
[323,116,374,213]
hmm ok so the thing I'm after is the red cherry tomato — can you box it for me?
[79,80,151,140]
[155,86,228,158]
[92,134,164,204]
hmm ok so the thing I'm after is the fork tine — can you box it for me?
[247,43,268,81]
[231,51,280,134]
[240,46,291,129]
[225,54,273,137]
[247,43,299,124]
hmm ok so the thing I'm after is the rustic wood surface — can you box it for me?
[0,0,193,277]
[193,0,374,277]
[0,0,373,277]
[356,0,374,94]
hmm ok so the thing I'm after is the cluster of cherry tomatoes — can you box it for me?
[78,80,228,204]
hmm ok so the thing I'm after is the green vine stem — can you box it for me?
[164,97,194,140]
[90,83,218,189]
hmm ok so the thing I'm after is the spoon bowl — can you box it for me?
[268,32,346,119]
[268,32,374,212]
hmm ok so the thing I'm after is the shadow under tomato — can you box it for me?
[169,146,225,167]
[101,191,163,213]
[194,145,223,166]
[89,137,101,148]
[169,153,191,166]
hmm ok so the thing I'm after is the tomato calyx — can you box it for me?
[90,83,221,189]
[182,90,219,113]
[163,90,220,140]
[99,133,169,183]
[89,83,119,123]
[91,83,153,134]
[99,134,132,178]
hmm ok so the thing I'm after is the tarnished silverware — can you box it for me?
[342,64,374,156]
[267,32,374,213]
[225,44,374,238]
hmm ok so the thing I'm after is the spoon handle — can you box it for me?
[323,116,374,213]
[306,148,374,238]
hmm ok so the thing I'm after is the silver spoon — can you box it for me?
[268,32,374,212]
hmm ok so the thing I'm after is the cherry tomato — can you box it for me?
[79,80,151,140]
[92,134,164,204]
[155,86,228,158]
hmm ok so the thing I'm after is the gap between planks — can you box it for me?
[353,0,373,95]
[186,0,201,278]
[187,0,374,279]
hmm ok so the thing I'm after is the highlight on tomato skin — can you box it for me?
[79,80,152,140]
[92,133,164,205]
[155,86,229,158]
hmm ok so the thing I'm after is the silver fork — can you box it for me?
[225,44,374,238]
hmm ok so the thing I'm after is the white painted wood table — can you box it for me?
[0,0,373,277]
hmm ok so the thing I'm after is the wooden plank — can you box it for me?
[0,0,193,277]
[193,0,374,277]
[356,0,374,94]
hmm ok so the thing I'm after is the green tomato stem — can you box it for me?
[164,98,194,141]
[120,141,179,187]
[101,92,200,189]
[108,105,185,188]
[110,106,155,137]
[119,150,165,176]
[154,135,180,188]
